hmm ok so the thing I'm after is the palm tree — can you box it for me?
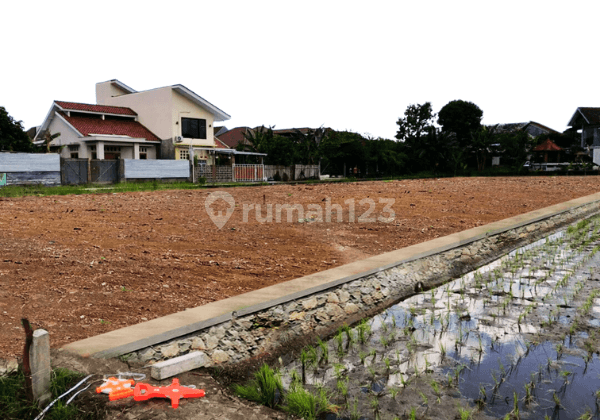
[41,130,61,153]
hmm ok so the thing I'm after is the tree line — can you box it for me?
[237,100,584,177]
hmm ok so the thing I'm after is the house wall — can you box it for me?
[580,126,600,148]
[96,81,132,103]
[46,116,90,159]
[100,87,173,141]
[171,89,215,149]
[139,145,157,160]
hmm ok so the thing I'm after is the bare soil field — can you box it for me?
[1,176,599,358]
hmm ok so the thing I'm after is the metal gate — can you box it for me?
[91,160,118,183]
[62,159,88,185]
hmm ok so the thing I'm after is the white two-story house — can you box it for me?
[34,80,231,161]
[96,80,231,161]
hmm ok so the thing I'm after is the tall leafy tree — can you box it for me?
[0,106,34,152]
[437,100,483,147]
[395,102,436,143]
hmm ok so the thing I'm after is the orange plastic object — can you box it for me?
[96,377,135,395]
[133,378,205,409]
[109,387,135,401]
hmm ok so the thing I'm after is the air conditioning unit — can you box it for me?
[175,136,183,143]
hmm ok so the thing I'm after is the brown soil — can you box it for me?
[1,176,599,359]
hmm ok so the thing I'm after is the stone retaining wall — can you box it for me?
[124,201,600,367]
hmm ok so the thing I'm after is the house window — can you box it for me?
[105,146,121,152]
[139,147,148,160]
[68,145,79,151]
[182,118,206,139]
[70,153,79,158]
[179,149,190,160]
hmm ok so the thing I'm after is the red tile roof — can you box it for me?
[216,127,250,148]
[55,101,137,116]
[533,139,562,152]
[214,137,230,149]
[58,112,160,141]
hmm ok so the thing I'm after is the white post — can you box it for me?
[97,141,105,160]
[30,329,52,406]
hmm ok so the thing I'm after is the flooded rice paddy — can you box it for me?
[277,217,600,419]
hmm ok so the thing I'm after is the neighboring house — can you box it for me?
[215,126,252,149]
[532,139,563,163]
[95,80,231,161]
[216,126,331,150]
[33,101,161,159]
[495,121,558,137]
[567,107,600,149]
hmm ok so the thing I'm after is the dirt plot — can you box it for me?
[0,176,599,359]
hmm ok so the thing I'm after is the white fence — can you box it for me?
[0,153,60,172]
[124,159,190,179]
[0,153,61,186]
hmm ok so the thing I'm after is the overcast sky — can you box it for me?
[2,1,599,139]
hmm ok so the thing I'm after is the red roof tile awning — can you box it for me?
[533,139,562,152]
[59,112,160,141]
[56,101,137,116]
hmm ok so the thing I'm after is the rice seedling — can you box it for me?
[409,406,417,420]
[399,372,409,388]
[357,318,371,344]
[457,406,473,420]
[430,380,441,403]
[358,350,368,365]
[349,397,360,420]
[524,381,534,405]
[284,383,334,420]
[334,330,345,356]
[379,335,389,348]
[419,391,428,406]
[553,392,561,410]
[370,393,381,420]
[234,363,283,408]
[439,342,446,359]
[510,391,520,419]
[336,376,349,402]
[317,338,329,365]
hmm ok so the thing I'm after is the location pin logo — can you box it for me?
[205,191,235,229]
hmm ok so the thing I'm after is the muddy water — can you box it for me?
[280,218,600,419]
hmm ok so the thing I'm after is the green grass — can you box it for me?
[233,363,283,408]
[0,180,206,198]
[0,366,102,420]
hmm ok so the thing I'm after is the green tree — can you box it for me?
[0,106,34,152]
[395,102,436,143]
[293,127,328,166]
[438,100,483,147]
[411,127,452,175]
[499,131,533,171]
[237,125,273,155]
[470,125,499,171]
